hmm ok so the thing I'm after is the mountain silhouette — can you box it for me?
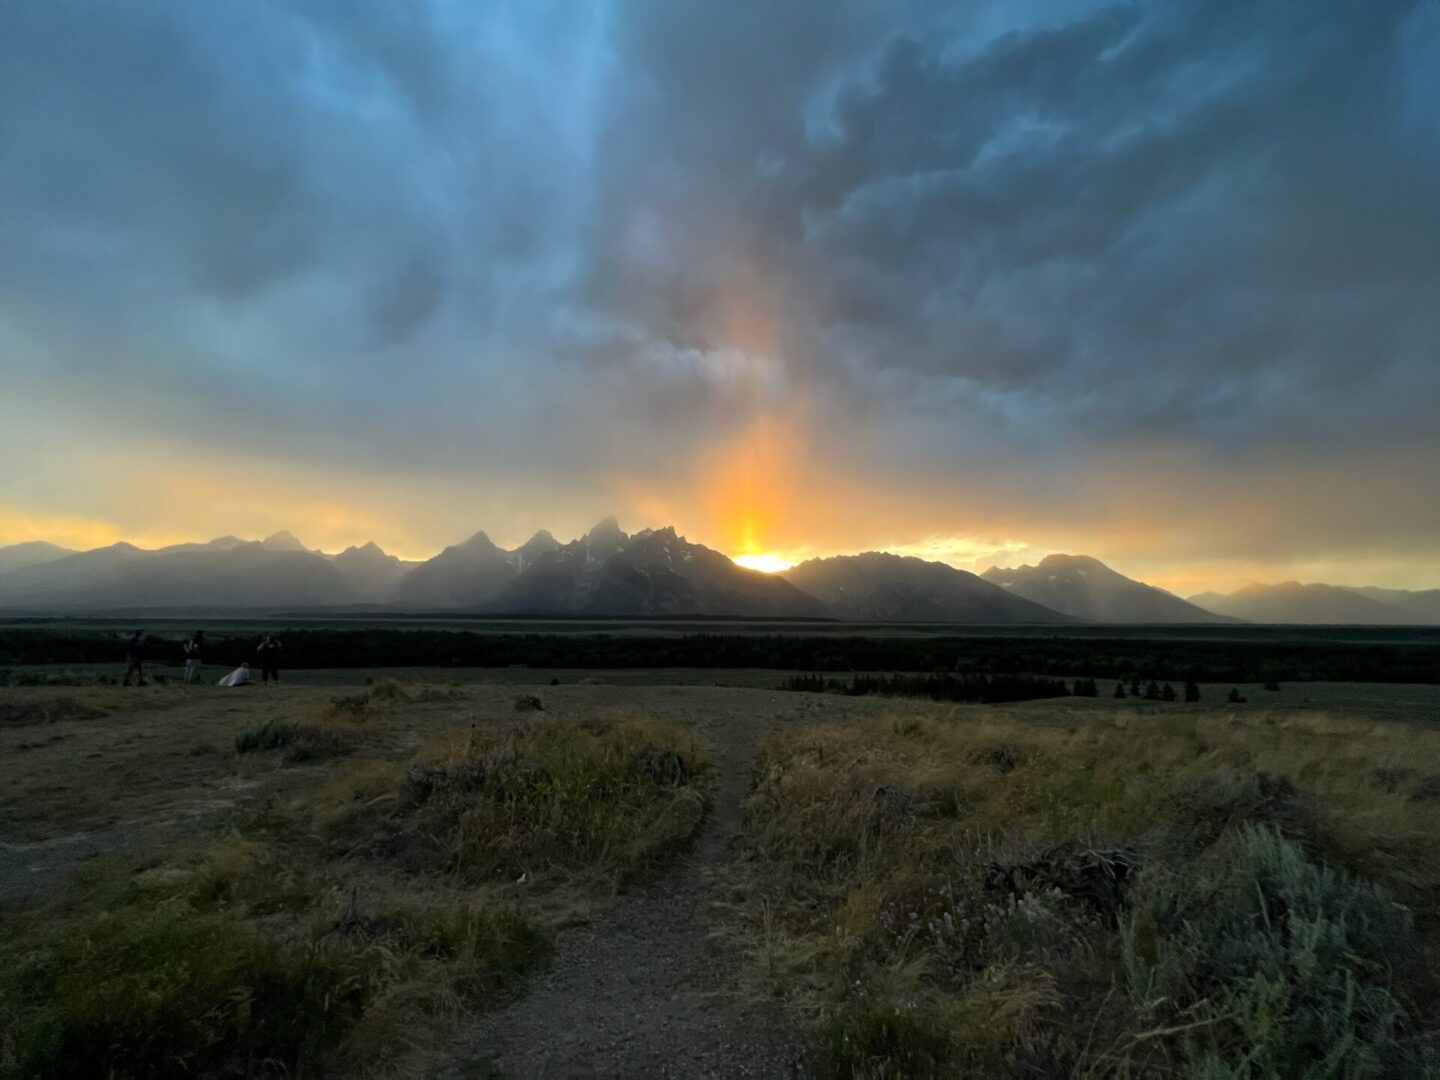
[984,554,1233,623]
[261,530,313,553]
[332,542,409,603]
[0,541,350,610]
[785,552,1071,623]
[1,526,1435,622]
[389,531,514,609]
[0,540,74,576]
[482,524,828,617]
[1342,586,1440,623]
[1188,582,1432,624]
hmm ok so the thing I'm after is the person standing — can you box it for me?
[257,633,283,686]
[122,629,147,686]
[183,630,205,686]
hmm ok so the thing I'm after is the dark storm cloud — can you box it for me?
[583,0,1440,452]
[0,0,1437,566]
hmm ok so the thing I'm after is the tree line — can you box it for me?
[0,627,1434,684]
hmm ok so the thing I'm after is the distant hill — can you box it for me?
[1188,582,1435,625]
[0,540,74,576]
[0,542,149,609]
[0,541,353,610]
[1342,586,1440,623]
[483,523,828,618]
[784,552,1070,623]
[984,554,1234,623]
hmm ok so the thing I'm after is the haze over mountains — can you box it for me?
[983,555,1234,624]
[0,524,1436,624]
[784,553,1070,624]
[1188,583,1440,626]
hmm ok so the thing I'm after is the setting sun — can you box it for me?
[732,552,795,573]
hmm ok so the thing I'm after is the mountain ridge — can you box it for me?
[784,551,1074,623]
[1187,581,1439,625]
[983,553,1236,623]
[1,529,1436,623]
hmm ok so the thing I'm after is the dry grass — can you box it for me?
[0,682,714,1079]
[733,703,1440,1078]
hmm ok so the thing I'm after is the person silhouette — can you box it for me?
[122,629,147,686]
[257,633,283,686]
[183,630,205,686]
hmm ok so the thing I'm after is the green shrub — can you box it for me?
[1125,826,1432,1079]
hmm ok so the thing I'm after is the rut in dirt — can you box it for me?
[453,703,811,1079]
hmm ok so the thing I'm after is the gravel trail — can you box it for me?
[453,690,814,1079]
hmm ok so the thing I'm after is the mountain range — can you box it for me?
[1187,582,1440,625]
[0,524,1436,624]
[983,554,1234,624]
[784,552,1071,623]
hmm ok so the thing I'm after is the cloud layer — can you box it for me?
[1,0,1437,589]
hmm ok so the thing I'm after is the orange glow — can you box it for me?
[0,506,129,551]
[696,412,805,563]
[733,552,795,573]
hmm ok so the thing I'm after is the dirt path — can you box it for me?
[452,690,814,1079]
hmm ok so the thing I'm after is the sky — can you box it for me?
[1,0,1438,594]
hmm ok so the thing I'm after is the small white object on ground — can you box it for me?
[217,665,252,687]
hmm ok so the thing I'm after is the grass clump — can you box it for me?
[380,716,712,887]
[233,717,299,753]
[1,902,370,1078]
[233,716,354,762]
[301,716,713,892]
[0,835,548,1079]
[733,707,1440,1078]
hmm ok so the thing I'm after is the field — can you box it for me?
[2,650,1439,1077]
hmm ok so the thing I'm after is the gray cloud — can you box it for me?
[0,0,1436,572]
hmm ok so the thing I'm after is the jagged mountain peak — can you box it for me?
[262,530,308,553]
[456,530,501,552]
[338,540,391,559]
[518,529,560,553]
[586,516,625,544]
